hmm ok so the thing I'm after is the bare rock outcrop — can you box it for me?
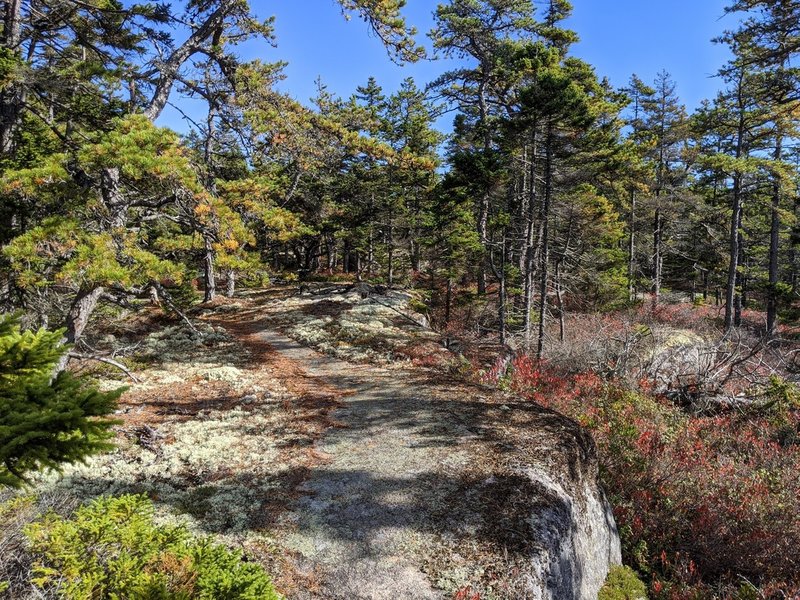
[516,414,621,598]
[256,287,621,599]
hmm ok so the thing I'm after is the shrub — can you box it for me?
[495,355,800,597]
[0,313,122,487]
[599,565,648,600]
[25,494,281,599]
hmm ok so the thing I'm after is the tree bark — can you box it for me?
[55,286,105,373]
[226,269,235,298]
[725,174,742,331]
[628,188,636,302]
[498,233,507,346]
[735,209,745,327]
[142,1,238,121]
[523,127,538,352]
[476,79,491,295]
[0,0,22,154]
[387,203,394,285]
[536,123,554,360]
[724,75,747,332]
[767,129,783,336]
[203,238,216,302]
[652,202,662,305]
[445,274,453,326]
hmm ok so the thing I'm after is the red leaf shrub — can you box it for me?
[489,355,800,598]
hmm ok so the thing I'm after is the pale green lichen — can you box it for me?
[263,290,435,364]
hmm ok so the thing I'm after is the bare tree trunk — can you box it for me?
[326,234,335,274]
[445,275,453,326]
[725,80,747,332]
[628,188,636,302]
[555,259,565,342]
[387,204,394,285]
[477,80,491,295]
[726,174,742,331]
[523,127,538,352]
[767,130,783,336]
[0,0,23,154]
[54,286,105,373]
[368,197,375,279]
[735,210,745,327]
[203,238,216,303]
[498,233,507,346]
[555,214,575,344]
[536,123,554,360]
[226,269,235,298]
[652,201,662,306]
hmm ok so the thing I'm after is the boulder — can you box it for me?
[504,405,621,599]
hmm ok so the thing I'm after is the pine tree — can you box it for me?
[638,71,689,305]
[0,314,120,487]
[431,0,538,294]
[621,75,656,301]
[724,0,800,335]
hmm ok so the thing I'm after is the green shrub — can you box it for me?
[25,494,281,599]
[0,313,121,487]
[599,565,648,600]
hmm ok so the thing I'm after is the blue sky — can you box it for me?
[158,0,735,132]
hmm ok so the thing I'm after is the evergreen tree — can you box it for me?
[431,0,538,294]
[637,71,690,305]
[0,313,120,487]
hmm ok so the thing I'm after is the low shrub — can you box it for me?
[487,355,800,598]
[599,565,648,600]
[25,494,281,599]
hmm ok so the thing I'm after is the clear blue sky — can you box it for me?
[158,0,735,132]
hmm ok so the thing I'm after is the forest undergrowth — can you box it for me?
[468,299,800,600]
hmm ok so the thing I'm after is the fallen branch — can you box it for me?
[365,295,430,330]
[69,352,141,383]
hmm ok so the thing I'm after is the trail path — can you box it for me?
[253,328,484,599]
[209,289,620,600]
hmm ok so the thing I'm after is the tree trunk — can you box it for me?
[498,233,507,346]
[326,234,336,274]
[445,275,453,326]
[555,259,565,342]
[54,286,105,373]
[536,123,554,360]
[226,269,235,298]
[652,202,662,306]
[523,127,538,352]
[367,198,375,278]
[387,204,394,286]
[725,73,748,332]
[343,239,351,274]
[410,238,420,272]
[477,79,491,295]
[735,210,745,327]
[0,0,23,154]
[555,214,575,344]
[767,130,783,336]
[203,238,216,303]
[628,188,636,302]
[725,175,742,331]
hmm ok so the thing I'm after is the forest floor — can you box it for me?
[9,285,580,600]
